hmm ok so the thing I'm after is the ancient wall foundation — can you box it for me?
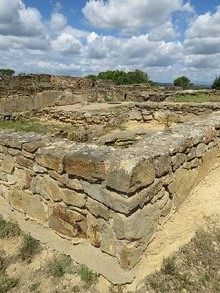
[1,112,220,281]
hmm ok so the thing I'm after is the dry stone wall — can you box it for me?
[1,113,220,274]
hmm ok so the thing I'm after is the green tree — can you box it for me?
[212,76,220,90]
[90,69,150,85]
[0,68,15,77]
[173,76,193,89]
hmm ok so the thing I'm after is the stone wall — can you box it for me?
[1,113,220,276]
[21,101,220,130]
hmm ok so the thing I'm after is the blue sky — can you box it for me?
[0,0,220,83]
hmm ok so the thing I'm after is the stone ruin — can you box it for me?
[0,74,220,284]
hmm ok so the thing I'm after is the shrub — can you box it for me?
[19,234,40,262]
[76,265,98,286]
[173,76,193,89]
[49,255,72,278]
[0,216,21,238]
[212,76,220,89]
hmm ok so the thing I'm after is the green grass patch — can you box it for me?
[0,119,59,134]
[0,118,85,141]
[0,274,18,293]
[19,234,41,262]
[49,255,73,278]
[0,216,21,238]
[174,94,220,103]
[76,264,98,286]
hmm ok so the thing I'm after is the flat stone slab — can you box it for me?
[0,195,136,285]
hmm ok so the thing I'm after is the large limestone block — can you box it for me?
[16,155,33,169]
[48,205,87,238]
[14,168,32,189]
[86,197,111,220]
[169,145,220,207]
[168,167,198,207]
[113,203,159,241]
[36,146,65,173]
[100,220,118,257]
[64,152,106,181]
[106,156,155,193]
[154,155,170,177]
[8,190,47,223]
[120,242,145,270]
[61,188,86,208]
[48,171,83,191]
[31,175,62,202]
[1,156,14,174]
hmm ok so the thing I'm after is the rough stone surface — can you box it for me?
[106,156,155,193]
[1,156,14,174]
[8,190,47,223]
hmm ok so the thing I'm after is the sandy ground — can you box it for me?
[55,102,133,112]
[126,164,220,291]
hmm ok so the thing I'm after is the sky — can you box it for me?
[0,0,220,84]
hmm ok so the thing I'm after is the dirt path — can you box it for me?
[127,165,220,291]
[55,102,133,112]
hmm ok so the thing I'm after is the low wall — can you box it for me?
[0,90,89,115]
[1,113,220,280]
[20,102,220,130]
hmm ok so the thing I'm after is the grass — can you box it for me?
[0,216,21,238]
[174,93,220,103]
[76,264,98,286]
[49,255,73,278]
[0,118,86,141]
[18,234,41,262]
[29,282,40,292]
[0,250,19,292]
[144,224,220,292]
[0,274,18,293]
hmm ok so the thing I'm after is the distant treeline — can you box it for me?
[86,69,153,85]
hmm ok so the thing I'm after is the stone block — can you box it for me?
[100,220,118,257]
[49,171,83,191]
[61,188,86,208]
[87,213,101,247]
[16,155,33,169]
[113,204,158,241]
[106,156,155,193]
[1,156,14,174]
[64,152,106,181]
[86,197,111,221]
[154,155,170,177]
[23,140,45,153]
[31,175,62,202]
[8,190,47,223]
[14,168,33,189]
[36,146,65,173]
[48,205,87,238]
[171,153,186,171]
[120,242,145,270]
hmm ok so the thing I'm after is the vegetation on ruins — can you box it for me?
[144,223,220,292]
[86,69,151,85]
[173,76,193,89]
[0,216,99,292]
[212,76,220,90]
[0,68,15,77]
[174,93,220,103]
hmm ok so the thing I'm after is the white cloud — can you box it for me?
[0,0,44,36]
[183,6,220,69]
[51,12,67,31]
[51,32,82,54]
[82,0,193,32]
[186,6,220,38]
